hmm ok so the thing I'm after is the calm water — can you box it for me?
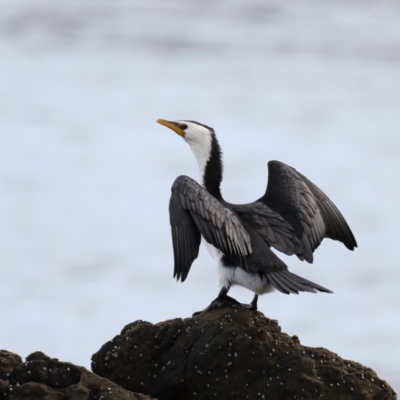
[0,0,399,393]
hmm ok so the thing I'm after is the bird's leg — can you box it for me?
[192,286,240,316]
[216,286,229,300]
[240,294,258,311]
[251,294,259,310]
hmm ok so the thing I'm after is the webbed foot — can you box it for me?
[192,292,258,316]
[240,294,258,311]
[192,294,240,316]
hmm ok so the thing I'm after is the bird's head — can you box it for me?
[157,118,223,196]
[157,119,214,148]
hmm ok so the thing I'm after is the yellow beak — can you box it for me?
[157,119,186,137]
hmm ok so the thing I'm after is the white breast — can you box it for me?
[203,239,275,295]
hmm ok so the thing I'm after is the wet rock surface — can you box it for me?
[92,298,397,400]
[0,350,155,400]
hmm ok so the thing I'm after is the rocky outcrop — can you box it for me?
[1,297,396,400]
[0,350,155,400]
[92,297,396,400]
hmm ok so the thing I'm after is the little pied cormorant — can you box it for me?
[157,119,357,313]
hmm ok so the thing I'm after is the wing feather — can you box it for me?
[169,194,201,282]
[296,171,357,250]
[170,176,252,281]
[231,202,303,258]
[257,161,357,263]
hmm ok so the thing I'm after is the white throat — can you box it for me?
[179,121,213,186]
[190,140,212,186]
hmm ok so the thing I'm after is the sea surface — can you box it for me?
[0,0,399,393]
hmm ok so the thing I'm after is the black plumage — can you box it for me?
[158,118,357,311]
[170,176,251,281]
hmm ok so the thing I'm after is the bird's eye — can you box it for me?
[177,123,188,130]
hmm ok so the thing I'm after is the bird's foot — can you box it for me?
[192,295,240,316]
[240,302,258,311]
[192,294,258,316]
[240,294,258,311]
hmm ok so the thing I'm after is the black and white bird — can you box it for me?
[157,119,357,313]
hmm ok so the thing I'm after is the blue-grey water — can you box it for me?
[0,0,399,393]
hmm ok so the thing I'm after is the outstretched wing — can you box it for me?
[170,175,252,281]
[295,170,357,249]
[258,161,357,263]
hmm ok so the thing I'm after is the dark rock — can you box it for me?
[0,351,22,380]
[12,360,49,385]
[26,352,52,362]
[46,360,81,389]
[92,298,397,400]
[76,368,156,400]
[64,384,90,400]
[0,379,9,397]
[9,382,64,400]
[0,350,156,399]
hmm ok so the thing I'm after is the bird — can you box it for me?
[157,119,357,313]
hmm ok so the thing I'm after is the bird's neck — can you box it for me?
[198,133,223,200]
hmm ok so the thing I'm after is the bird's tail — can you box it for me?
[267,270,333,295]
